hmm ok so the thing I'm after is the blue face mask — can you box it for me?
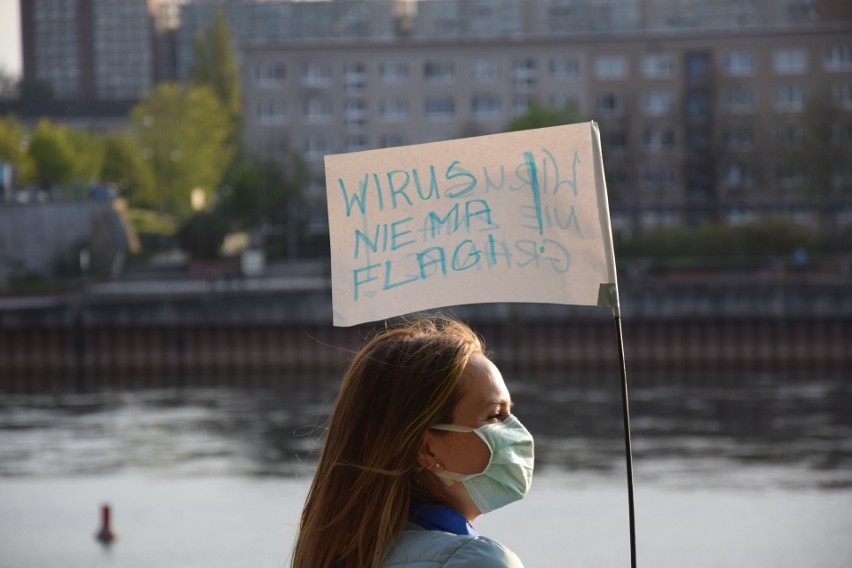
[429,416,534,514]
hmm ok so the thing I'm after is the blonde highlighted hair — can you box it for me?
[292,317,484,568]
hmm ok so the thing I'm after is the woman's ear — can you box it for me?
[416,430,439,470]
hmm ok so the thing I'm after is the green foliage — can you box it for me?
[0,115,34,184]
[504,99,583,132]
[191,6,242,133]
[176,211,230,260]
[27,119,75,188]
[130,83,236,218]
[791,88,845,200]
[102,134,157,207]
[66,127,105,182]
[126,207,178,237]
[617,220,818,263]
[219,158,292,229]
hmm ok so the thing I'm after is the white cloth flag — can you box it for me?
[324,121,619,327]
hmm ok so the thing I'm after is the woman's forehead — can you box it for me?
[460,354,510,404]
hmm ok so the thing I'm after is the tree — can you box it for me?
[504,99,583,132]
[101,134,157,207]
[0,115,34,185]
[130,83,236,218]
[176,210,229,260]
[66,127,104,183]
[789,88,852,247]
[191,6,242,134]
[27,119,75,188]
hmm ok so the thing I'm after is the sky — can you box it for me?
[0,0,22,77]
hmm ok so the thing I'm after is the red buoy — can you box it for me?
[95,503,117,545]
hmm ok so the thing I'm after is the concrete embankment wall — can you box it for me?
[0,279,849,391]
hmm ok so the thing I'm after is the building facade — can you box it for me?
[15,0,852,231]
[241,21,852,229]
[20,0,155,104]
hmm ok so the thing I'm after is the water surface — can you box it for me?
[1,378,850,567]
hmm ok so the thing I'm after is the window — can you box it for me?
[722,163,754,189]
[824,46,852,72]
[304,135,332,159]
[379,61,408,83]
[831,83,852,110]
[773,49,808,74]
[687,93,711,122]
[686,53,710,81]
[642,127,675,152]
[550,56,580,80]
[597,92,624,116]
[255,100,286,125]
[424,60,454,81]
[472,60,499,82]
[775,122,803,148]
[255,62,286,86]
[775,85,806,111]
[595,56,627,79]
[256,135,288,159]
[379,98,409,121]
[380,133,407,148]
[641,165,675,190]
[513,58,537,91]
[643,91,675,116]
[724,51,756,76]
[305,96,332,122]
[303,61,332,86]
[549,94,579,109]
[346,134,369,152]
[513,95,530,115]
[602,129,627,153]
[344,99,367,129]
[776,164,804,190]
[344,63,366,93]
[642,54,675,78]
[425,96,455,119]
[725,125,756,150]
[722,88,756,113]
[472,94,500,118]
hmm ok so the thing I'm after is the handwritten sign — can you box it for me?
[324,121,619,327]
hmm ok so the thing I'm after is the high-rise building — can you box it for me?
[20,0,155,105]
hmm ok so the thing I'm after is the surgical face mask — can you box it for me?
[429,415,534,514]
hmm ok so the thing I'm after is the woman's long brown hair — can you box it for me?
[291,317,483,568]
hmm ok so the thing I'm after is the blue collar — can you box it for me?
[410,504,478,537]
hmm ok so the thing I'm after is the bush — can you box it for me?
[176,211,229,260]
[617,220,818,259]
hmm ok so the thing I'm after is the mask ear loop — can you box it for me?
[430,423,476,433]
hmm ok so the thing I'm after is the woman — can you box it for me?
[292,317,534,567]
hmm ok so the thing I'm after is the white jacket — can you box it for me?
[381,522,525,567]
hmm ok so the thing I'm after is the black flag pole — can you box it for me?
[592,118,636,567]
[600,283,636,568]
[614,312,636,568]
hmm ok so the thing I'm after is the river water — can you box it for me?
[1,377,850,567]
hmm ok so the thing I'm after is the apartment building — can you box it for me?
[20,0,155,103]
[241,22,852,228]
[16,0,852,229]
